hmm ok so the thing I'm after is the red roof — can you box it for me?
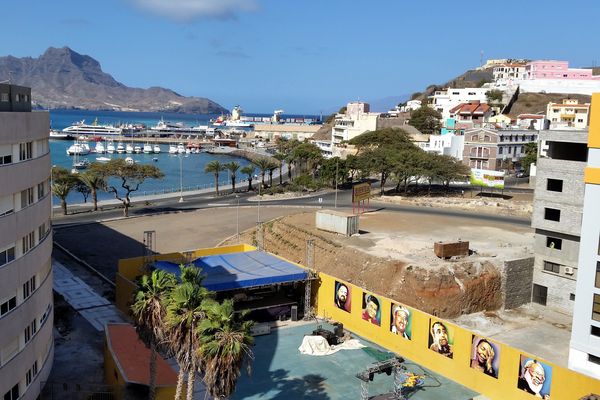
[106,323,178,387]
[449,102,491,116]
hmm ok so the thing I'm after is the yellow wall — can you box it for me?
[315,272,600,400]
[589,93,600,149]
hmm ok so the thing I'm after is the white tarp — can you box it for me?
[298,335,365,356]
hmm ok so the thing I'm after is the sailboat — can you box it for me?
[143,143,153,154]
[153,143,161,154]
[106,141,116,154]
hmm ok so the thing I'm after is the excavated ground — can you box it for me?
[223,210,533,318]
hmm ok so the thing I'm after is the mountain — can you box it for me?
[0,47,227,114]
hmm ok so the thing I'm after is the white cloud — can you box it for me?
[130,0,258,21]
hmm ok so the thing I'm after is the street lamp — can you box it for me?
[178,155,184,203]
[235,195,240,242]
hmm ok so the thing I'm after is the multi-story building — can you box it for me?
[569,93,600,379]
[492,62,527,81]
[331,102,378,145]
[0,84,53,400]
[448,101,493,128]
[546,99,591,130]
[428,88,489,120]
[524,60,600,80]
[530,129,588,313]
[463,128,538,171]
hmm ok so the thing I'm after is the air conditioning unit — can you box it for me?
[564,266,574,275]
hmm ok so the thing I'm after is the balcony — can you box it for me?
[0,153,50,195]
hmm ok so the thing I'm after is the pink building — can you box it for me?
[525,60,600,80]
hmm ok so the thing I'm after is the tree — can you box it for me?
[392,149,427,193]
[51,167,77,215]
[224,162,240,193]
[93,159,164,217]
[318,157,348,188]
[131,270,176,400]
[252,157,272,188]
[267,160,278,187]
[290,142,323,176]
[408,105,442,135]
[74,180,91,203]
[198,299,254,400]
[165,265,212,400]
[240,165,255,192]
[205,160,224,196]
[78,168,106,211]
[273,152,286,185]
[485,89,504,103]
[521,142,538,173]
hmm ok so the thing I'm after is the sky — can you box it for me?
[3,0,600,114]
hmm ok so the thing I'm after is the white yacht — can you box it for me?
[153,144,161,154]
[177,143,186,154]
[116,143,126,154]
[96,156,111,163]
[168,144,178,154]
[50,130,74,140]
[106,142,116,154]
[126,144,134,154]
[62,119,123,136]
[143,143,153,154]
[134,145,142,154]
[66,142,91,156]
[73,159,90,169]
[94,142,106,154]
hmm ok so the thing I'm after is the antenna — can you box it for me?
[480,50,484,67]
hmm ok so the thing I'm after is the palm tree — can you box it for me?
[252,157,272,188]
[131,270,176,400]
[273,152,286,185]
[240,165,255,192]
[51,166,77,215]
[267,161,278,187]
[198,299,254,400]
[78,168,106,211]
[285,154,295,182]
[205,160,224,196]
[224,162,240,193]
[165,265,212,400]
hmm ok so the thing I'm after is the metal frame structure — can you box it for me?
[355,357,405,400]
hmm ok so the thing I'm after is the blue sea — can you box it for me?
[49,109,313,204]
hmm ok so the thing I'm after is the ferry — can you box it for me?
[62,119,122,136]
[211,106,254,128]
[150,118,205,134]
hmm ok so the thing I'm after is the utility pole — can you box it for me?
[334,157,339,208]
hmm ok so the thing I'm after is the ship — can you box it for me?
[62,118,122,136]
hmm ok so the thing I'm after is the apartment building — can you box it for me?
[492,62,527,81]
[462,128,537,171]
[448,101,492,128]
[569,93,600,379]
[546,99,591,130]
[530,130,588,313]
[428,88,489,120]
[0,84,53,400]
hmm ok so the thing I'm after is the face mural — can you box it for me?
[361,293,381,326]
[390,303,411,340]
[517,356,552,399]
[334,281,351,313]
[470,336,500,379]
[428,319,454,358]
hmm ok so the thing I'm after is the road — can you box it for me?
[52,186,531,227]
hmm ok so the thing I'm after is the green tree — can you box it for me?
[51,167,78,215]
[408,105,442,135]
[392,149,427,193]
[521,142,538,173]
[319,157,348,188]
[74,180,91,203]
[267,160,278,187]
[198,299,254,400]
[78,168,106,211]
[131,270,176,400]
[224,162,240,193]
[252,157,272,188]
[485,89,504,103]
[165,265,212,400]
[93,159,164,217]
[205,160,224,196]
[290,142,323,176]
[240,165,255,191]
[273,152,286,185]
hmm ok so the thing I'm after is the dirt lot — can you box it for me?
[223,210,533,318]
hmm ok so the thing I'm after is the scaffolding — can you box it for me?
[303,239,316,320]
[355,357,406,400]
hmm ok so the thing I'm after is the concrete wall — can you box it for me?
[502,257,534,309]
[519,79,600,95]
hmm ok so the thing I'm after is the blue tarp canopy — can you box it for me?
[154,250,308,292]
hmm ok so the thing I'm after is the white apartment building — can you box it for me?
[492,63,527,82]
[569,93,600,379]
[331,102,378,145]
[0,84,53,400]
[421,133,465,160]
[546,99,590,130]
[428,88,489,120]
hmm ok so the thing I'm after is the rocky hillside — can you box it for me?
[504,92,591,117]
[0,47,227,114]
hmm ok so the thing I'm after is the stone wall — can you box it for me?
[502,256,534,309]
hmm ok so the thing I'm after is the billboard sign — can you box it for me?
[352,182,371,202]
[470,169,505,189]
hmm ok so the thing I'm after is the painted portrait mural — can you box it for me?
[361,292,381,326]
[334,281,351,313]
[517,355,552,399]
[428,319,454,358]
[390,303,412,339]
[470,335,500,378]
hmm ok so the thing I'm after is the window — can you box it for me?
[532,284,548,306]
[22,231,35,253]
[570,293,575,301]
[593,294,600,322]
[40,304,52,326]
[596,262,600,289]
[3,384,19,400]
[547,179,563,192]
[591,325,600,337]
[38,222,49,241]
[23,276,36,300]
[544,208,561,222]
[0,93,8,102]
[546,237,562,250]
[19,142,33,161]
[0,154,11,165]
[543,261,560,273]
[37,182,45,199]
[21,187,34,208]
[0,246,15,267]
[0,296,16,316]
[499,147,503,154]
[590,354,600,365]
[24,319,37,344]
[25,361,38,386]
